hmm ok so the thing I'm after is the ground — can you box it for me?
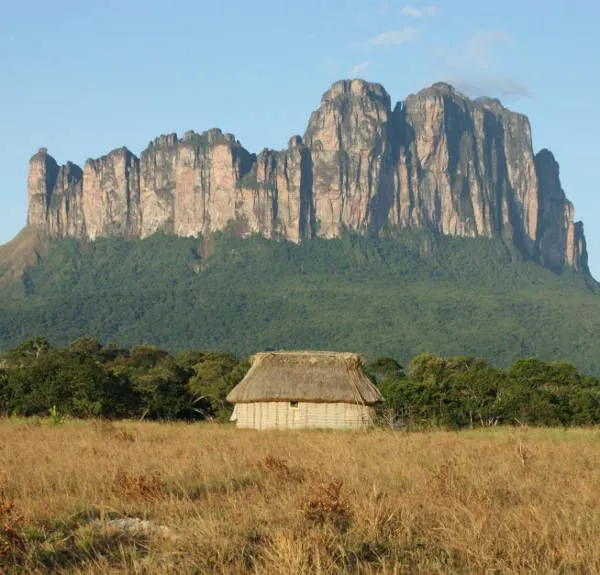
[1,420,599,573]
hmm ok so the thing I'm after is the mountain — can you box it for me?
[26,79,588,275]
[2,79,599,374]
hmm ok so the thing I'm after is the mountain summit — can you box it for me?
[26,79,588,275]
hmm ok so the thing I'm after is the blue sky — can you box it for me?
[1,0,599,277]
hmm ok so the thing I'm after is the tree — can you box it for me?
[7,336,52,362]
[187,353,249,421]
[69,337,103,356]
[1,347,130,418]
[128,355,190,420]
[365,356,405,383]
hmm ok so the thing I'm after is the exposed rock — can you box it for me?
[392,83,538,256]
[139,129,263,238]
[139,133,178,236]
[27,149,85,237]
[46,162,85,237]
[573,222,589,274]
[535,149,589,273]
[25,80,590,275]
[90,517,175,539]
[27,149,59,227]
[255,136,314,242]
[82,147,140,239]
[304,79,392,237]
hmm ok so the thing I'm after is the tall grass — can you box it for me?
[1,420,599,573]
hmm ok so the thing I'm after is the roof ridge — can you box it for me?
[253,350,360,357]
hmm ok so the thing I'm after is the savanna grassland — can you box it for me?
[1,420,599,574]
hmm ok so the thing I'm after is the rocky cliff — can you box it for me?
[26,79,589,274]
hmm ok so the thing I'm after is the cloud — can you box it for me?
[400,5,438,17]
[362,27,420,47]
[453,30,514,69]
[351,61,372,76]
[434,30,527,102]
[447,76,532,100]
[375,3,391,14]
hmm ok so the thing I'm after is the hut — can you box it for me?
[226,351,383,430]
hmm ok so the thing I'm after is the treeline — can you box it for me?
[375,354,600,427]
[0,337,248,421]
[1,338,600,427]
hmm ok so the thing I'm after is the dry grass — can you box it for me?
[0,419,599,573]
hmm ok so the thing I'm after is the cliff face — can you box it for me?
[303,80,392,238]
[139,129,262,238]
[534,149,588,272]
[28,149,85,238]
[81,147,141,239]
[26,79,589,274]
[391,85,539,258]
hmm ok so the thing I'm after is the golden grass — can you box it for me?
[1,420,600,573]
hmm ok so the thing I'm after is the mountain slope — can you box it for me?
[1,231,598,374]
[0,227,48,292]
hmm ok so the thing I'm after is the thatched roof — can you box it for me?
[226,351,383,404]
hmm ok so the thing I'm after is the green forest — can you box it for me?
[1,338,599,428]
[1,229,599,374]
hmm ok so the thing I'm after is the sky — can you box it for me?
[1,0,599,277]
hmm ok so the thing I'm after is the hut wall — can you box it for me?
[231,401,375,430]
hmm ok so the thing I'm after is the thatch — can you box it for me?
[226,351,383,404]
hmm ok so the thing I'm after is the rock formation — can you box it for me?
[534,149,588,272]
[26,79,589,274]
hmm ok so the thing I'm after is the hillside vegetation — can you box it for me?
[0,230,599,373]
[1,422,599,573]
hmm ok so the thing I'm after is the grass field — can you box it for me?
[1,420,599,573]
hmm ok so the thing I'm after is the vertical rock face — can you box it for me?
[82,148,140,239]
[171,130,254,237]
[46,162,85,237]
[304,79,391,237]
[139,133,178,236]
[27,149,59,228]
[139,129,269,238]
[138,129,314,241]
[535,149,588,273]
[254,136,314,242]
[25,80,590,275]
[573,223,589,274]
[27,149,85,237]
[392,84,539,256]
